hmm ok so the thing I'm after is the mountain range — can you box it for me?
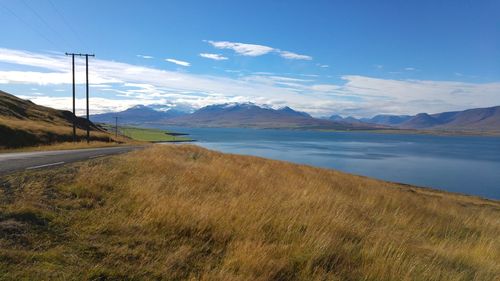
[90,105,186,124]
[92,103,382,130]
[94,102,500,132]
[400,107,500,130]
[331,106,500,131]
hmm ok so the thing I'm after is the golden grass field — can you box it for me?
[0,90,132,149]
[0,145,499,280]
[0,116,119,148]
[0,113,145,152]
[0,117,143,153]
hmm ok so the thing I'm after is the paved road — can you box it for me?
[0,146,142,175]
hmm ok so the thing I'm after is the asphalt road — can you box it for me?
[0,146,142,175]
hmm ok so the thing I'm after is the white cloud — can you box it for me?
[137,54,153,59]
[0,70,118,85]
[405,67,416,71]
[199,53,228,61]
[270,76,314,83]
[206,40,312,60]
[338,75,500,116]
[2,47,500,118]
[16,95,143,115]
[279,51,312,60]
[0,49,68,70]
[165,58,190,67]
[252,72,275,75]
[207,40,274,56]
[311,84,341,92]
[317,64,329,68]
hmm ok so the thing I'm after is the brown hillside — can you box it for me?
[0,90,110,148]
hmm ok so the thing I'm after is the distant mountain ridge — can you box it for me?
[90,105,187,124]
[399,113,441,129]
[328,115,363,124]
[331,105,500,131]
[162,103,380,129]
[91,101,499,132]
[401,106,500,130]
[360,115,413,126]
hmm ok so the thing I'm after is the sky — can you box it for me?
[0,0,499,117]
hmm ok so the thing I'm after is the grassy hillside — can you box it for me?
[0,145,498,280]
[0,90,117,148]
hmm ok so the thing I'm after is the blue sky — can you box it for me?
[0,0,499,117]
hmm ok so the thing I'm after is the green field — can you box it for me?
[101,124,192,142]
[121,127,192,142]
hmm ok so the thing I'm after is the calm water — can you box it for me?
[152,126,500,200]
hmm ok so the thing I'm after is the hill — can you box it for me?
[430,106,500,130]
[0,145,498,279]
[90,105,186,124]
[399,113,442,129]
[328,114,364,124]
[164,103,381,129]
[363,106,500,131]
[361,114,412,126]
[0,90,111,148]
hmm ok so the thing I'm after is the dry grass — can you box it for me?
[0,90,124,149]
[0,145,499,280]
[0,116,137,150]
[0,141,134,153]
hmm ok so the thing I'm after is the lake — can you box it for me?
[153,126,500,200]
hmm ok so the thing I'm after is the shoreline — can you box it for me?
[149,123,500,137]
[191,142,500,202]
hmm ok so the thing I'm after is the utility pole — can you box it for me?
[85,54,90,143]
[65,53,76,142]
[114,117,118,138]
[65,53,95,143]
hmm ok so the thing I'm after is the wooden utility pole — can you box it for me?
[65,53,76,142]
[85,54,90,143]
[114,117,119,137]
[65,53,95,143]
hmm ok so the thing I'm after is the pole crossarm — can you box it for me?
[65,53,95,57]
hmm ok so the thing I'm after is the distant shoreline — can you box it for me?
[148,123,500,137]
[315,128,500,137]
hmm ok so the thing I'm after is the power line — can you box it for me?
[0,2,58,49]
[20,0,73,50]
[46,0,89,51]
